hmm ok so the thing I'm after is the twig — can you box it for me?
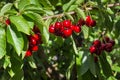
[43,3,120,20]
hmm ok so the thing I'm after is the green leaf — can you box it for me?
[75,0,84,5]
[7,25,24,56]
[112,64,120,72]
[39,0,55,10]
[0,27,6,59]
[27,57,37,68]
[24,12,49,43]
[89,56,96,76]
[80,51,89,75]
[114,20,120,38]
[65,13,74,22]
[0,3,13,16]
[63,0,76,11]
[99,53,113,78]
[68,5,78,11]
[81,26,89,39]
[3,56,11,69]
[75,8,86,20]
[24,4,45,14]
[18,0,41,10]
[10,15,31,35]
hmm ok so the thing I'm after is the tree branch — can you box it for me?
[43,3,120,20]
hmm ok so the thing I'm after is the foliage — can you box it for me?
[0,0,120,80]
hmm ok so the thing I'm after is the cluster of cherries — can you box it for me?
[89,36,115,62]
[25,26,42,57]
[49,16,96,38]
[49,20,82,38]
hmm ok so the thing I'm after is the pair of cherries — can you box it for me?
[77,16,96,27]
[49,20,82,38]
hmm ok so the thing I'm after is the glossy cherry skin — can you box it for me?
[49,24,55,33]
[63,29,72,38]
[85,16,91,27]
[25,50,32,57]
[93,40,101,47]
[90,20,96,27]
[77,18,85,26]
[89,46,97,54]
[73,26,81,33]
[63,20,71,28]
[31,45,38,51]
[30,38,37,45]
[33,34,39,41]
[55,22,62,30]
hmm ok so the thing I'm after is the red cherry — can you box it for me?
[73,26,81,33]
[89,46,97,54]
[55,22,62,30]
[33,26,40,33]
[105,43,113,52]
[30,38,37,45]
[109,40,115,46]
[33,34,39,41]
[25,50,32,57]
[77,18,85,26]
[93,40,101,47]
[63,20,71,28]
[5,19,10,25]
[100,43,106,51]
[90,20,96,27]
[70,25,75,30]
[103,36,110,43]
[49,24,55,33]
[85,16,92,27]
[63,29,72,38]
[31,45,38,51]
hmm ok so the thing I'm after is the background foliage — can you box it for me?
[0,0,120,80]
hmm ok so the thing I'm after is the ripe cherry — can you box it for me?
[89,46,97,54]
[55,22,62,30]
[25,50,32,57]
[90,20,96,27]
[100,43,106,50]
[109,40,115,46]
[70,25,75,30]
[31,45,38,51]
[33,34,39,41]
[63,20,71,28]
[93,40,101,47]
[85,16,91,27]
[105,43,113,52]
[30,38,37,45]
[77,18,85,26]
[63,29,72,38]
[49,24,55,33]
[5,19,10,25]
[73,26,81,33]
